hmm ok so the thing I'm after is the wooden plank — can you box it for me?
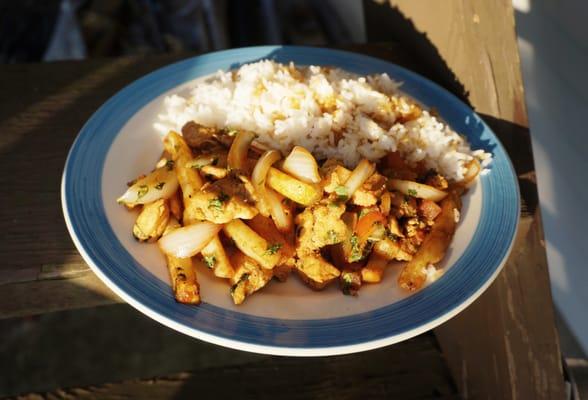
[365,1,565,399]
[13,334,458,400]
[0,54,190,318]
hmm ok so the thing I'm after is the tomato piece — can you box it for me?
[356,211,386,242]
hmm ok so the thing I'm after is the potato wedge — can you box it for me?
[162,218,200,304]
[295,253,340,290]
[223,219,281,269]
[266,167,321,206]
[373,238,413,261]
[163,131,204,224]
[169,190,183,221]
[229,251,273,305]
[398,191,461,291]
[247,215,295,281]
[133,199,170,242]
[201,236,234,279]
[361,252,389,283]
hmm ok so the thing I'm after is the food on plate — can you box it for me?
[119,61,491,305]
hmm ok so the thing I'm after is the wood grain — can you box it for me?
[365,1,565,398]
[13,334,458,400]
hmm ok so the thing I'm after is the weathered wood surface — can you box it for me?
[365,1,565,399]
[11,335,458,400]
[0,3,565,399]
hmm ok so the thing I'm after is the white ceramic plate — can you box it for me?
[62,46,519,356]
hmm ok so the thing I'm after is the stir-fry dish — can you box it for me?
[118,122,481,305]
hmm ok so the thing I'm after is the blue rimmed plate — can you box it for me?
[61,46,519,356]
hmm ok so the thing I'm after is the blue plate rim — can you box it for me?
[61,45,520,356]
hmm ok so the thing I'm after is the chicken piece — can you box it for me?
[321,160,352,194]
[187,173,259,224]
[350,173,387,207]
[133,199,170,242]
[294,253,340,290]
[247,215,296,282]
[295,201,347,254]
[229,251,273,305]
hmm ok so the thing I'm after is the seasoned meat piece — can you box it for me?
[295,253,340,290]
[230,252,273,305]
[350,173,387,207]
[182,121,220,149]
[295,201,347,254]
[391,193,418,218]
[188,173,258,223]
[424,173,449,191]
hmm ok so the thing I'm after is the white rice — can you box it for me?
[154,60,491,181]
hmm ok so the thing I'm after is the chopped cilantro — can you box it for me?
[226,128,238,137]
[137,185,149,200]
[154,182,165,190]
[208,192,230,210]
[349,233,362,262]
[334,185,349,201]
[165,159,175,171]
[326,229,339,244]
[265,243,282,255]
[407,188,418,197]
[203,255,216,269]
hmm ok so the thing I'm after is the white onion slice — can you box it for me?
[252,150,282,216]
[343,159,376,198]
[228,130,256,170]
[117,166,179,206]
[461,159,481,185]
[388,179,447,202]
[265,188,292,233]
[158,221,222,258]
[281,146,321,183]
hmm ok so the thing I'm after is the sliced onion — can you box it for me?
[228,130,256,171]
[252,150,282,216]
[158,221,222,258]
[265,188,292,233]
[461,158,481,185]
[117,166,179,206]
[388,179,447,202]
[281,146,321,183]
[343,159,376,198]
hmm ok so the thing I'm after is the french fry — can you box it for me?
[163,131,204,224]
[247,215,295,281]
[132,199,170,242]
[201,236,234,279]
[229,251,273,305]
[373,238,412,261]
[223,219,281,269]
[361,252,389,283]
[162,218,200,304]
[398,191,461,291]
[168,190,183,221]
[266,167,321,206]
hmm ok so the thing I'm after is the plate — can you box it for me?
[61,46,519,356]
